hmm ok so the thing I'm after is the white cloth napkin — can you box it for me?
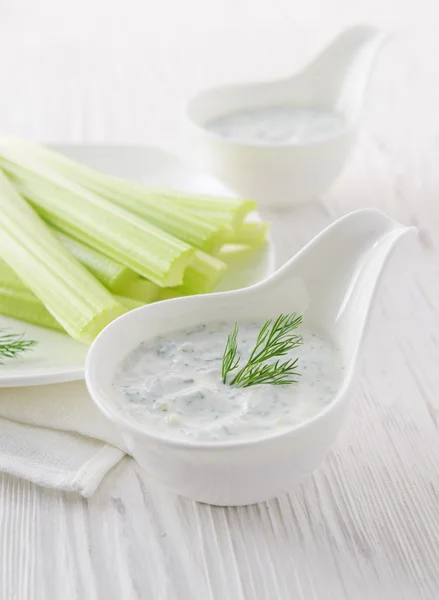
[0,381,127,496]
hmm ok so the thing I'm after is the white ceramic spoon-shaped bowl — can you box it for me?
[85,210,414,506]
[186,26,389,206]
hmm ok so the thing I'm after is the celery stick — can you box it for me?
[115,295,144,311]
[71,179,229,253]
[157,287,184,301]
[153,190,257,230]
[162,195,256,226]
[223,221,269,247]
[0,150,194,286]
[216,244,257,263]
[52,228,136,292]
[2,228,160,304]
[1,242,153,312]
[0,286,64,331]
[44,212,221,298]
[159,250,227,298]
[0,261,146,332]
[58,174,229,252]
[53,228,160,301]
[182,250,227,294]
[0,288,144,332]
[0,171,125,343]
[0,259,28,292]
[173,206,256,235]
[1,140,231,252]
[122,278,160,303]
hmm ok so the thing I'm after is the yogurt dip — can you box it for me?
[112,320,344,442]
[206,106,346,145]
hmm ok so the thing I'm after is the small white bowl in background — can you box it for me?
[186,26,388,207]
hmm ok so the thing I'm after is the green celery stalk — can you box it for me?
[182,250,227,294]
[1,140,233,253]
[122,278,160,303]
[157,287,183,301]
[52,228,135,292]
[1,234,159,305]
[223,221,269,247]
[216,245,256,262]
[0,149,194,287]
[0,286,145,333]
[169,205,256,236]
[70,180,230,253]
[51,228,160,301]
[0,256,151,311]
[159,250,227,298]
[42,211,225,297]
[0,259,29,292]
[165,197,256,228]
[0,257,147,330]
[0,286,64,331]
[115,295,144,311]
[0,171,125,343]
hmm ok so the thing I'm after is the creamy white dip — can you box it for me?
[112,320,344,442]
[206,106,346,145]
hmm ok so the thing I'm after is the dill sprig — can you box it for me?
[221,323,240,383]
[233,358,300,387]
[222,313,303,388]
[0,330,37,362]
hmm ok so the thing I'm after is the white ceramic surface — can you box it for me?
[86,209,414,506]
[0,145,274,388]
[186,26,389,207]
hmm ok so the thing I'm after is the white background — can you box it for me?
[2,1,439,599]
[1,0,438,150]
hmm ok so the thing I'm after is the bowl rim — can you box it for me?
[185,82,357,151]
[85,296,354,451]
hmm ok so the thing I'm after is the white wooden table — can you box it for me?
[1,2,439,598]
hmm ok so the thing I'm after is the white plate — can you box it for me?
[0,145,275,387]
